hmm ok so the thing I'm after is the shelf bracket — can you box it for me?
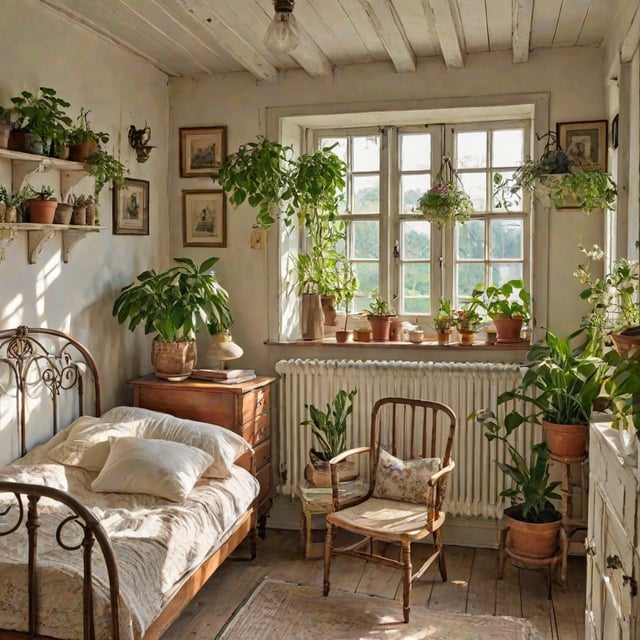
[0,227,17,262]
[60,170,89,201]
[27,228,56,264]
[62,229,90,263]
[12,159,46,192]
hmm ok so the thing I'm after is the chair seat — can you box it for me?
[327,497,445,541]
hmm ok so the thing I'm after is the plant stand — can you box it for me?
[498,524,568,598]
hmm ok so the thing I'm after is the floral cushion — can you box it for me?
[372,448,441,504]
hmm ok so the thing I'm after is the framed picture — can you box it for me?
[182,190,227,247]
[112,178,149,235]
[179,126,227,177]
[556,120,608,170]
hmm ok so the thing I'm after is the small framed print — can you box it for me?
[556,120,608,170]
[112,178,149,235]
[182,190,226,247]
[179,126,227,177]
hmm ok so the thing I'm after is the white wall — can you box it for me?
[169,46,606,367]
[0,0,170,463]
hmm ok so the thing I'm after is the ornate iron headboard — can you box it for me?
[0,326,102,457]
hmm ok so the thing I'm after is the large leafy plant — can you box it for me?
[301,389,357,461]
[217,135,346,229]
[472,279,531,320]
[112,257,232,342]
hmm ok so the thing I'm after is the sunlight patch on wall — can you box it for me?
[2,292,24,327]
[36,254,62,318]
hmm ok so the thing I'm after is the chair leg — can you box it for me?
[323,522,334,597]
[401,540,411,623]
[434,529,447,582]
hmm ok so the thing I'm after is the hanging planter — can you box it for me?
[415,155,473,228]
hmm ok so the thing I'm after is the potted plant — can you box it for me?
[451,301,484,345]
[494,131,617,213]
[0,186,25,223]
[218,136,346,230]
[415,155,473,228]
[86,147,128,211]
[334,260,358,344]
[8,87,73,156]
[112,256,233,381]
[25,184,57,224]
[472,407,562,559]
[472,279,531,343]
[433,297,453,345]
[573,244,640,357]
[67,108,110,162]
[301,389,358,487]
[365,293,394,341]
[603,352,640,443]
[492,330,607,460]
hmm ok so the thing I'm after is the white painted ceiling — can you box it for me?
[41,0,621,81]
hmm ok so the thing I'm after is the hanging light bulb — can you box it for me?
[264,0,300,55]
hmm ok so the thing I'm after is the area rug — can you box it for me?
[216,578,543,639]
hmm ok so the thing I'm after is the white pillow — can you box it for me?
[372,448,441,504]
[91,437,213,502]
[101,406,252,479]
[48,416,142,471]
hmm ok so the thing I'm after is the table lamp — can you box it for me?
[206,331,244,370]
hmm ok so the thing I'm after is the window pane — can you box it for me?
[490,219,523,259]
[402,263,430,314]
[457,263,485,300]
[352,220,379,259]
[490,263,522,284]
[320,137,347,163]
[353,175,379,213]
[400,133,430,171]
[401,174,429,214]
[492,129,524,167]
[402,220,430,259]
[493,170,522,212]
[354,262,379,305]
[353,135,379,172]
[456,131,487,168]
[457,219,485,260]
[459,172,486,211]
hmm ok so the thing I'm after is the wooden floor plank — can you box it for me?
[160,529,585,640]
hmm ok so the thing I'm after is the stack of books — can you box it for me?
[190,368,257,384]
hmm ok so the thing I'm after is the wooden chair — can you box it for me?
[323,397,456,623]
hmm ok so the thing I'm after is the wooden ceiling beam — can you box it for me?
[425,0,464,68]
[512,0,533,63]
[359,0,417,72]
[176,0,279,80]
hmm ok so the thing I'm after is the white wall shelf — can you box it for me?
[0,223,104,264]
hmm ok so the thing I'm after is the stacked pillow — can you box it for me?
[48,406,253,502]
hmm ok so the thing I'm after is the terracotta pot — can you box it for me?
[5,206,17,223]
[68,140,98,162]
[503,505,561,559]
[71,206,87,225]
[368,315,391,341]
[0,123,10,149]
[54,203,73,225]
[542,420,588,460]
[611,327,640,359]
[321,295,337,326]
[151,340,197,381]
[335,329,353,343]
[27,199,57,224]
[301,293,324,341]
[354,328,371,342]
[436,329,451,345]
[389,317,403,341]
[85,203,97,226]
[493,316,523,343]
[459,330,476,345]
[304,449,358,487]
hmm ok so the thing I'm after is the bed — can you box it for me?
[0,326,259,640]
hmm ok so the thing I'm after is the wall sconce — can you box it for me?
[128,123,155,163]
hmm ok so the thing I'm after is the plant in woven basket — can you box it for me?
[416,155,473,228]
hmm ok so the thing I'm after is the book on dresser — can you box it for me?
[190,368,256,384]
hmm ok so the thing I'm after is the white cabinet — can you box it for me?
[0,148,103,264]
[586,418,639,639]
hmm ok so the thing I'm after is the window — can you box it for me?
[315,119,531,320]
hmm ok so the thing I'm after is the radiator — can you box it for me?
[275,358,539,519]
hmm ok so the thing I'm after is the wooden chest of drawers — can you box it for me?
[129,374,276,536]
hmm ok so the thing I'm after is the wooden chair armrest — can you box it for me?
[329,446,370,466]
[428,460,455,486]
[328,447,371,509]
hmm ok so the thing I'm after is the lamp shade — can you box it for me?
[264,2,300,55]
[206,331,243,368]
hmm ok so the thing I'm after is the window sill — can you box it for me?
[266,338,530,350]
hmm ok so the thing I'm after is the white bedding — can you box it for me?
[0,423,259,639]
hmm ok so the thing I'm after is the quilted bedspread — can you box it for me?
[0,436,259,639]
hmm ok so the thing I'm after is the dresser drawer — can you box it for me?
[240,386,271,424]
[253,438,271,470]
[239,411,271,445]
[256,463,273,505]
